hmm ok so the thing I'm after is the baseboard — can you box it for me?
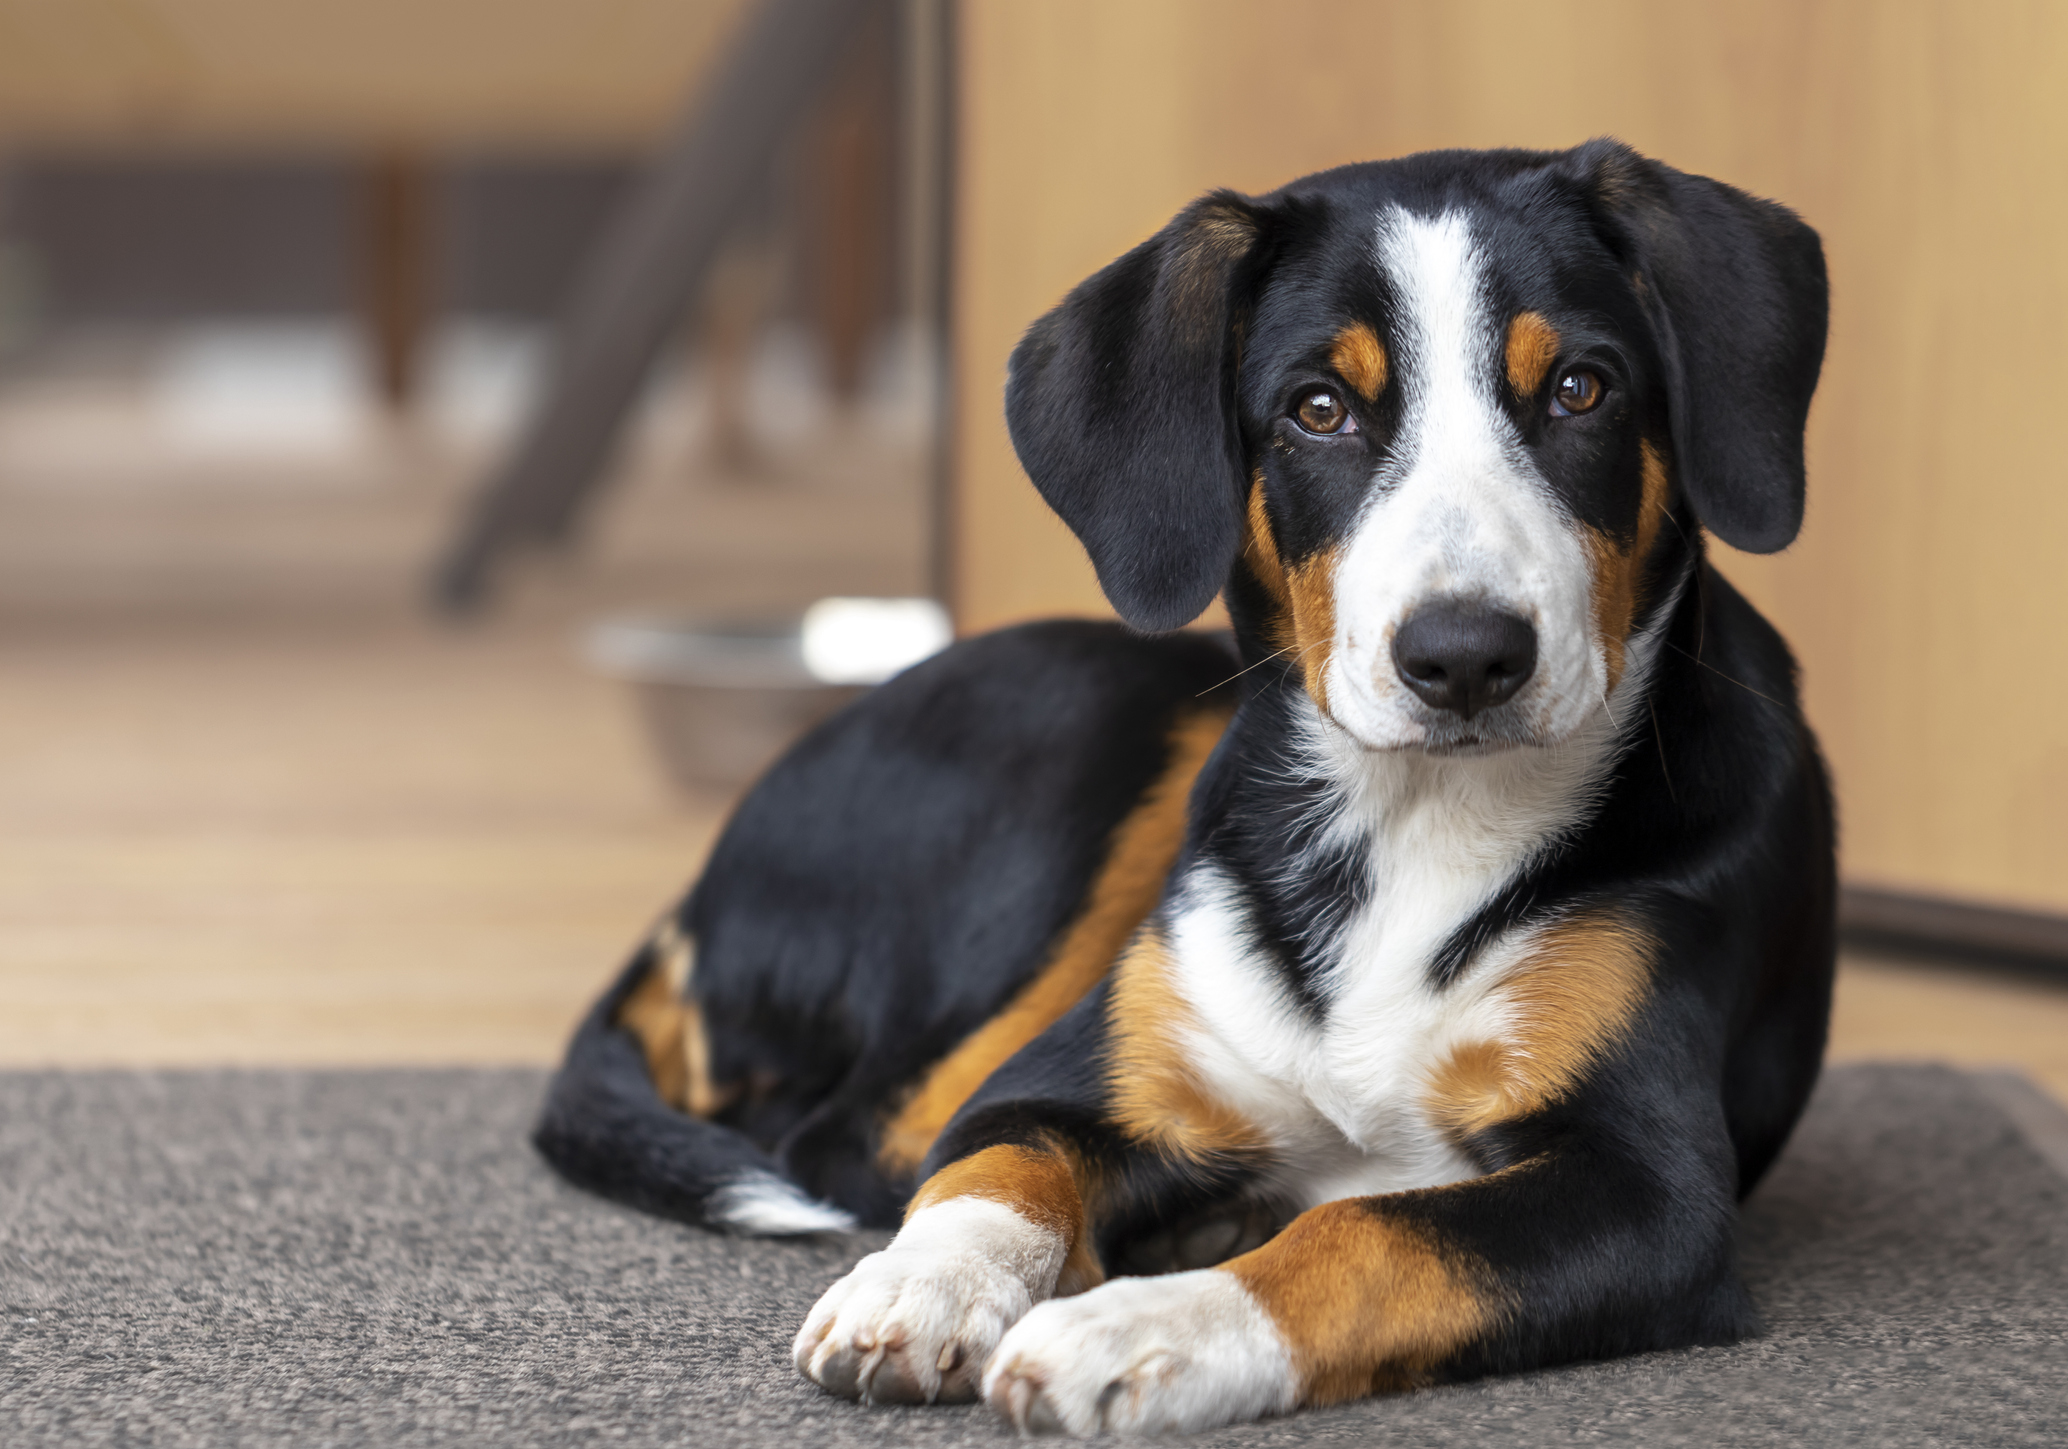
[1840,885,2068,980]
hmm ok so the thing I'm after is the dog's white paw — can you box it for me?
[794,1197,1066,1405]
[983,1270,1297,1436]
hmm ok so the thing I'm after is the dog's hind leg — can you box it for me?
[532,927,857,1236]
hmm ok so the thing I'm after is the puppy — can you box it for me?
[535,138,1836,1436]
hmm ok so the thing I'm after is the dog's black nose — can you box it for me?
[1391,601,1538,719]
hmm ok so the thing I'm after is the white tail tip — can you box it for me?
[707,1173,858,1236]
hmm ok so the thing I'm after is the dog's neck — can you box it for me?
[1185,558,1693,1005]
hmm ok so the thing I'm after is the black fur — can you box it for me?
[535,620,1239,1228]
[1005,193,1290,631]
[533,944,792,1226]
[1562,140,1829,552]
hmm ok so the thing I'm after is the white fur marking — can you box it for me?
[707,1173,858,1235]
[1321,208,1605,752]
[985,1269,1298,1435]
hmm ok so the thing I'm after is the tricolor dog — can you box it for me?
[536,139,1836,1435]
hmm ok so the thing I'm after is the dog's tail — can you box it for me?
[532,923,856,1236]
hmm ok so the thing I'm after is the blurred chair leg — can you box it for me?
[363,149,430,411]
[431,0,881,613]
[803,0,898,409]
[703,234,779,477]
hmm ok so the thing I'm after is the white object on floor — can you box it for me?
[800,596,952,685]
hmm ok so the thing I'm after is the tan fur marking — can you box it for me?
[908,1139,1105,1294]
[876,707,1233,1173]
[1224,1202,1498,1400]
[1106,928,1267,1162]
[613,924,733,1118]
[1329,322,1388,401]
[681,1003,727,1118]
[616,964,689,1110]
[1583,441,1672,692]
[1503,311,1561,397]
[1243,478,1338,710]
[1244,475,1290,613]
[1284,546,1339,710]
[1424,909,1655,1139]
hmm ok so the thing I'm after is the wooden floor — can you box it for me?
[3,614,2066,1106]
[0,617,726,1066]
[1829,953,2068,1103]
[0,322,931,1070]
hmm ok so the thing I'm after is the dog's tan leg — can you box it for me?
[982,1196,1497,1435]
[1216,1199,1498,1401]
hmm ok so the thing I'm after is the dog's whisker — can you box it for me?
[1197,644,1295,696]
[1648,695,1678,804]
[1663,641,1789,710]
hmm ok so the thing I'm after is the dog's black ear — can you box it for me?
[1005,192,1276,630]
[1569,139,1828,553]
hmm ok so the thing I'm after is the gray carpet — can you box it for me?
[4,1063,2066,1447]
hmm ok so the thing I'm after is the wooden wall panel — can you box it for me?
[952,0,2068,913]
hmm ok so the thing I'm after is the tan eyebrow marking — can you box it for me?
[1329,322,1388,401]
[1504,311,1561,397]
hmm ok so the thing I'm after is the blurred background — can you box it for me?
[1,1,2063,1098]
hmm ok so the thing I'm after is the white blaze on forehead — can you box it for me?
[1382,210,1494,422]
[1316,207,1607,751]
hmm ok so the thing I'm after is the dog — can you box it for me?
[534,138,1836,1436]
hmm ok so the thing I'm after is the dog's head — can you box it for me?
[1007,140,1827,753]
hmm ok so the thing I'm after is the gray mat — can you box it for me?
[4,1063,2065,1447]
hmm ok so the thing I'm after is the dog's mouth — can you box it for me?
[1412,736,1535,757]
[1327,691,1554,757]
[1339,725,1545,758]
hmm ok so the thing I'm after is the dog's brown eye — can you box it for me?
[1295,390,1352,435]
[1552,369,1604,416]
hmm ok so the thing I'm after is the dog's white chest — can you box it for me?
[1165,729,1612,1209]
[1167,868,1489,1208]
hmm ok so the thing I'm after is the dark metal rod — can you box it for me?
[1841,884,2068,979]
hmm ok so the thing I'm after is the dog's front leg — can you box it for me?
[984,1194,1482,1434]
[985,1128,1744,1435]
[794,1136,1099,1405]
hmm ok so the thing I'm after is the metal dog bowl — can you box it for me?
[586,598,951,791]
